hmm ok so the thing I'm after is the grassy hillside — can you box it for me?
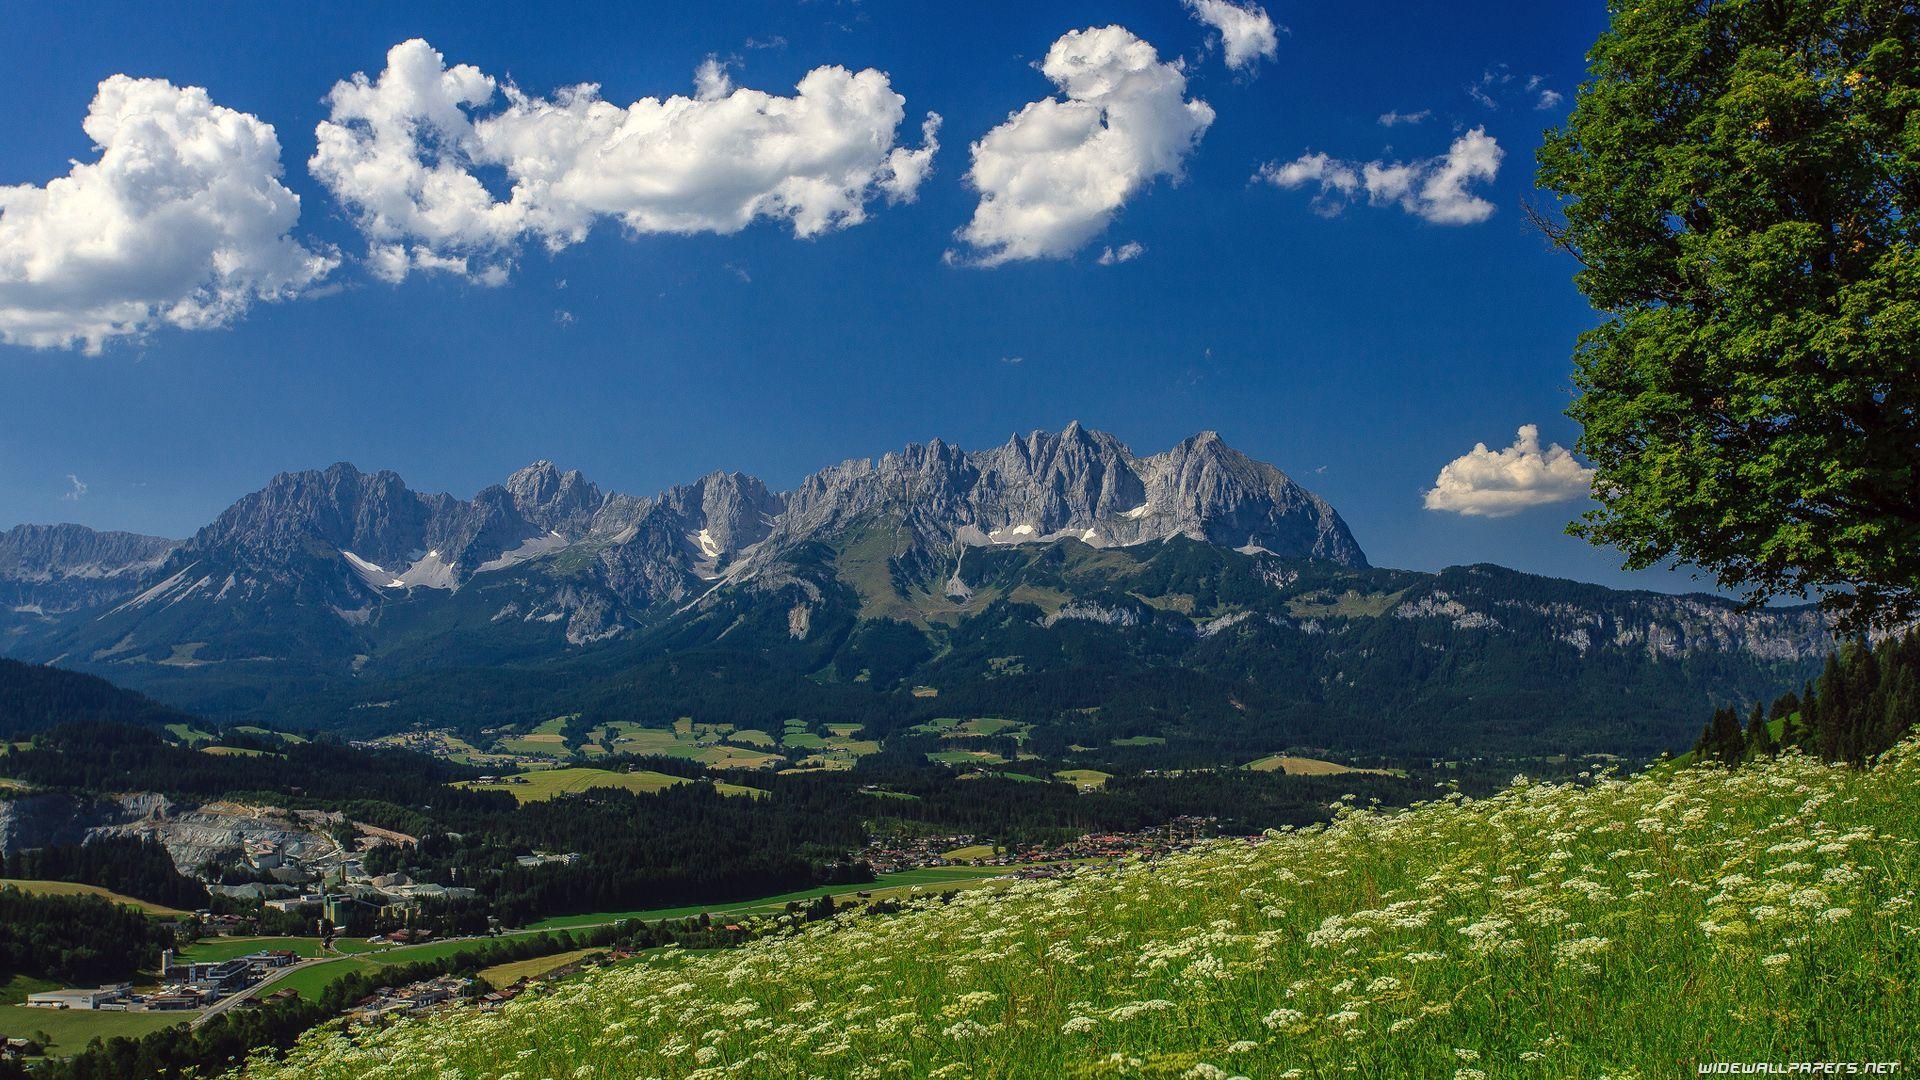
[243,740,1920,1079]
[0,878,187,917]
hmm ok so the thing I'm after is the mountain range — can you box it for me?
[0,425,1833,757]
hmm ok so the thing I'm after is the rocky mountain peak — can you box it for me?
[1135,432,1364,565]
[753,424,1363,567]
[503,461,601,531]
[0,523,176,580]
[666,471,784,554]
[192,462,443,568]
[4,424,1368,655]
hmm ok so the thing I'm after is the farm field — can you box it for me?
[233,726,308,744]
[1053,768,1112,789]
[526,866,1008,931]
[910,716,1030,740]
[477,948,602,989]
[176,936,329,962]
[0,1005,189,1056]
[245,741,1920,1078]
[268,935,553,1000]
[451,767,765,803]
[261,867,1008,1000]
[926,749,1006,766]
[1244,754,1400,777]
[595,721,785,770]
[496,716,574,758]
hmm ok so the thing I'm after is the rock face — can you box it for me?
[98,801,338,875]
[1387,571,1835,662]
[186,460,602,585]
[0,524,176,581]
[765,422,1365,566]
[0,791,335,876]
[7,425,1360,654]
[0,524,176,622]
[0,424,1834,689]
[0,793,128,853]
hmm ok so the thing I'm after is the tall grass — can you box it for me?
[242,742,1920,1078]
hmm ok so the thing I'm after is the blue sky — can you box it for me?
[0,1,1720,593]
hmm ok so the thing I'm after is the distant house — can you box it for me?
[161,957,255,997]
[400,983,455,1008]
[240,950,298,971]
[245,841,285,871]
[25,984,131,1010]
[139,988,209,1011]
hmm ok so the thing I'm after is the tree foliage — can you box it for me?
[1537,0,1920,629]
[0,835,207,911]
[1692,628,1920,763]
[0,887,174,985]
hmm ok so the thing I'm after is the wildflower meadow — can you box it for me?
[241,741,1920,1079]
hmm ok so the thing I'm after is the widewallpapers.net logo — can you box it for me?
[1698,1065,1900,1075]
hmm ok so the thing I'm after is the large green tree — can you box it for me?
[1537,0,1920,630]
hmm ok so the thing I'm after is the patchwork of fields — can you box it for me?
[364,712,1395,801]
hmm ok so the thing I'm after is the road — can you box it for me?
[177,865,1016,1024]
[189,957,328,1028]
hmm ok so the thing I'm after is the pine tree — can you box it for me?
[1788,680,1820,749]
[1699,630,1920,771]
[1839,644,1881,763]
[1815,653,1849,761]
[1873,667,1918,763]
[1695,707,1746,766]
[1745,704,1776,759]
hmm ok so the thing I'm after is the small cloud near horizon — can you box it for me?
[1423,424,1595,518]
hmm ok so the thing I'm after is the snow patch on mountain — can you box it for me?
[475,531,569,574]
[393,550,457,590]
[342,551,403,590]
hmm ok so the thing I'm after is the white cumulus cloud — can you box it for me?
[951,26,1213,267]
[1097,241,1145,265]
[1423,425,1596,518]
[1257,126,1503,225]
[311,39,941,283]
[1184,0,1281,71]
[0,76,336,353]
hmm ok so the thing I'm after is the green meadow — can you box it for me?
[244,740,1920,1078]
